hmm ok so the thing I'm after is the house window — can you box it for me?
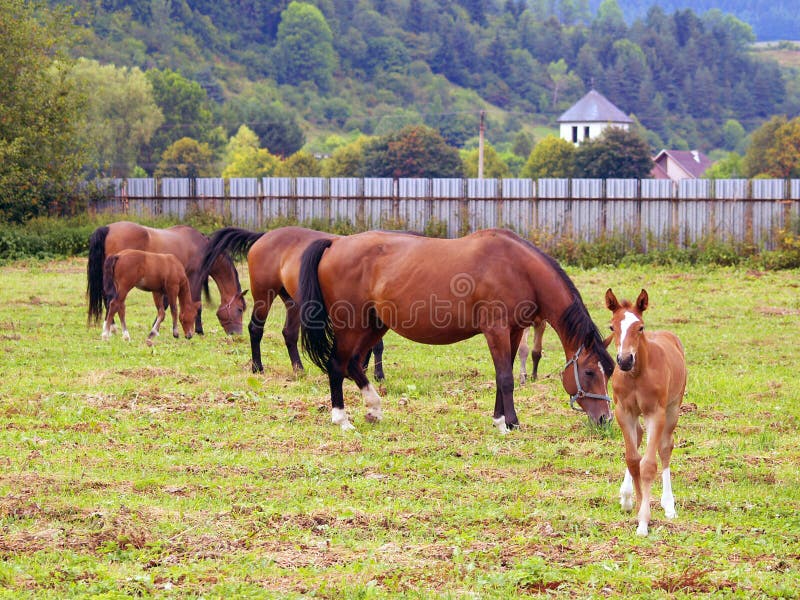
[572,126,578,143]
[584,126,590,140]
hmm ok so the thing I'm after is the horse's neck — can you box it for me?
[177,277,193,307]
[208,260,239,299]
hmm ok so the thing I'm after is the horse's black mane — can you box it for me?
[504,230,615,377]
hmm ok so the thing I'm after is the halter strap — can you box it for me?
[563,345,613,411]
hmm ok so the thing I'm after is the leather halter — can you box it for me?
[563,345,613,411]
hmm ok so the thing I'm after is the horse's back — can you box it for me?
[106,222,204,269]
[249,227,337,298]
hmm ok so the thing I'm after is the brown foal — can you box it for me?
[605,288,687,536]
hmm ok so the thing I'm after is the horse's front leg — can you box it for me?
[615,402,643,517]
[636,413,666,536]
[484,326,518,433]
[659,403,681,520]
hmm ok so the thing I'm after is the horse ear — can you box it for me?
[636,289,649,313]
[605,288,619,312]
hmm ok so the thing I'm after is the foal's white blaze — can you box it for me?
[620,469,635,512]
[618,311,640,350]
[361,383,383,423]
[661,467,677,519]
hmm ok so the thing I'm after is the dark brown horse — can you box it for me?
[102,249,201,342]
[200,226,384,378]
[87,221,246,335]
[605,289,687,536]
[299,228,614,432]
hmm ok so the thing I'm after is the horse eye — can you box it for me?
[609,325,614,331]
[584,370,595,379]
[639,325,644,332]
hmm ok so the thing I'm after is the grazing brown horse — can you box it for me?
[87,221,247,335]
[605,289,687,536]
[517,320,547,384]
[299,228,614,432]
[102,249,201,342]
[200,226,384,378]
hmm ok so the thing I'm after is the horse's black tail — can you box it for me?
[102,254,119,302]
[87,226,109,325]
[200,227,263,284]
[299,238,335,374]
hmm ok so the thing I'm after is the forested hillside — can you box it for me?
[53,0,800,170]
[590,1,800,41]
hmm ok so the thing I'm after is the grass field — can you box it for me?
[0,258,798,598]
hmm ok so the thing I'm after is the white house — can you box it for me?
[557,89,633,144]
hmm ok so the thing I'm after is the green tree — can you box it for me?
[276,150,321,177]
[144,68,215,172]
[703,152,743,179]
[155,138,215,178]
[763,117,800,178]
[361,125,464,178]
[1,0,87,222]
[743,116,787,178]
[721,119,746,152]
[461,144,511,178]
[68,59,164,176]
[320,136,370,177]
[520,136,576,178]
[221,88,305,157]
[274,1,336,91]
[221,126,279,178]
[573,127,653,178]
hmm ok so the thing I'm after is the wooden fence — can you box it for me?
[91,177,800,250]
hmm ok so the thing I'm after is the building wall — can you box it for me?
[559,121,630,144]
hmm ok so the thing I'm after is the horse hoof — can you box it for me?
[145,339,154,347]
[493,417,509,434]
[636,522,649,536]
[365,411,382,423]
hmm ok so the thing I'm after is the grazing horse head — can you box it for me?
[605,288,648,372]
[215,289,248,335]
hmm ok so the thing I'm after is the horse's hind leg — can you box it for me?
[281,295,304,373]
[102,298,119,340]
[327,357,354,431]
[517,327,529,385]
[529,319,546,381]
[372,339,385,382]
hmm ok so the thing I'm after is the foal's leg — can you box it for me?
[659,403,681,519]
[637,412,667,536]
[615,403,643,517]
[114,292,132,341]
[102,298,119,340]
[148,292,167,340]
[167,290,181,338]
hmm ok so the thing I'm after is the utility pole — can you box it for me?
[478,110,485,179]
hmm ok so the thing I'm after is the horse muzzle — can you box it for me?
[617,353,635,371]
